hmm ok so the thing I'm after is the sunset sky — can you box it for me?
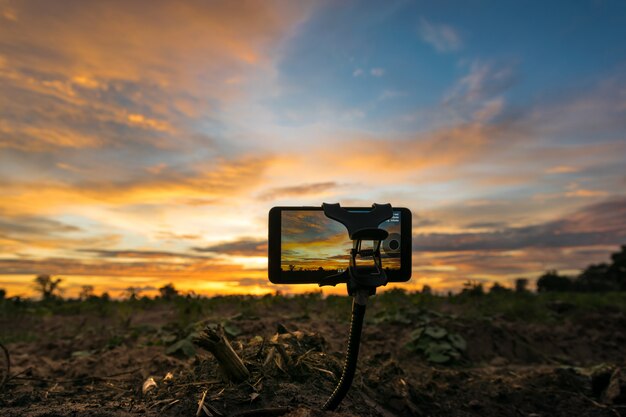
[1,0,625,298]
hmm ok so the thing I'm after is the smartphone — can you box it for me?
[268,206,412,284]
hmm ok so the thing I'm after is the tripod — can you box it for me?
[318,203,393,410]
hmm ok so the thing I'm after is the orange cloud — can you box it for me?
[0,0,315,152]
[546,165,578,174]
[565,189,609,198]
[258,182,340,201]
[0,156,274,215]
[1,0,311,82]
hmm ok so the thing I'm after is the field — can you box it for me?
[1,290,626,416]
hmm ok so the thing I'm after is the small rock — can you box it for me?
[468,399,481,409]
[490,356,509,366]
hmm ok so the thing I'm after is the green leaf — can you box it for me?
[432,341,453,351]
[415,336,432,351]
[448,333,467,351]
[409,327,424,341]
[223,323,242,338]
[424,326,447,339]
[161,333,177,344]
[373,311,394,324]
[166,339,196,358]
[426,351,450,363]
[448,350,461,360]
[393,312,413,325]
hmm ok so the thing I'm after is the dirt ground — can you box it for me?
[1,293,626,416]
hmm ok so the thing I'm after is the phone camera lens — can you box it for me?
[383,233,401,257]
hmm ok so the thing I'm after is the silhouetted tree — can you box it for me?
[79,285,94,300]
[489,282,511,294]
[0,288,5,300]
[33,274,62,300]
[124,286,141,300]
[567,245,626,291]
[577,263,615,291]
[100,292,111,302]
[461,280,484,296]
[608,245,626,290]
[536,270,573,292]
[422,284,432,295]
[159,283,178,300]
[289,264,295,272]
[515,278,529,293]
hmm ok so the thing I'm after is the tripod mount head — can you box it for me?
[319,203,393,296]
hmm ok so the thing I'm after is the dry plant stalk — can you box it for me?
[0,343,9,391]
[194,325,250,383]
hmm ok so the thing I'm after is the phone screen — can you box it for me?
[268,207,411,284]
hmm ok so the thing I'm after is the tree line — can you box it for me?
[1,245,625,302]
[427,245,626,295]
[0,277,181,302]
[536,245,626,292]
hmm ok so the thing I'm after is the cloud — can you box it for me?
[258,181,339,201]
[443,61,516,116]
[155,231,202,241]
[414,198,626,252]
[0,215,80,236]
[0,0,315,182]
[546,166,579,174]
[472,97,504,122]
[370,68,385,77]
[79,249,213,260]
[0,212,121,253]
[1,0,311,82]
[311,120,514,177]
[0,156,274,215]
[522,73,626,141]
[194,237,267,257]
[353,68,364,77]
[0,255,249,278]
[565,189,609,198]
[379,89,407,100]
[413,214,440,228]
[414,247,604,282]
[235,277,271,287]
[463,221,509,230]
[418,18,461,53]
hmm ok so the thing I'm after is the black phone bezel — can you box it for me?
[268,206,412,284]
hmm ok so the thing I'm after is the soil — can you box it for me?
[1,294,626,416]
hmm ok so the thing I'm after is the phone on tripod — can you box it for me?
[268,206,412,284]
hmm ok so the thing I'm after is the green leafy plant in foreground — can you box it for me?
[406,324,467,364]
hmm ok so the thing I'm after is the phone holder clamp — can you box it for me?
[320,203,393,296]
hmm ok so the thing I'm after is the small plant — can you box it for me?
[405,325,467,364]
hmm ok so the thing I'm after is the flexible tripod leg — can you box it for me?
[322,292,368,411]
